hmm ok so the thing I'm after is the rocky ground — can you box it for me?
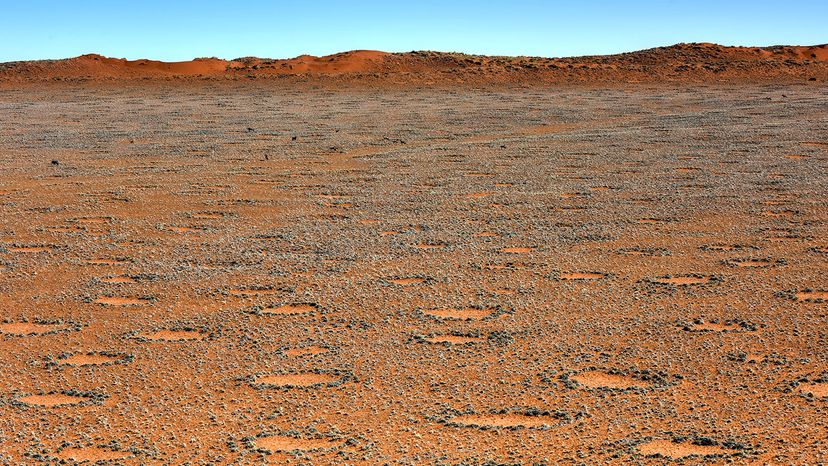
[0,82,826,464]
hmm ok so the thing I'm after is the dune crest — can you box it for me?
[1,43,826,84]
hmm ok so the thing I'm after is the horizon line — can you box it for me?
[5,41,827,64]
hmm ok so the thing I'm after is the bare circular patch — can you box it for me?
[284,346,329,357]
[798,382,828,398]
[387,277,426,285]
[638,440,728,458]
[17,393,91,407]
[795,290,828,302]
[649,275,714,286]
[255,372,341,388]
[558,272,606,280]
[8,245,54,253]
[137,330,207,341]
[94,296,150,306]
[0,322,70,335]
[414,242,447,250]
[254,435,342,452]
[54,447,132,462]
[501,247,534,253]
[58,353,130,366]
[84,258,130,266]
[571,371,652,389]
[260,303,318,315]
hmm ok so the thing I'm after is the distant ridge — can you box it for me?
[2,43,826,84]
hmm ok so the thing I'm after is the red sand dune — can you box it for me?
[1,43,826,84]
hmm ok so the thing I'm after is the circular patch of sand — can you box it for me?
[60,353,126,366]
[638,440,727,458]
[254,435,342,452]
[501,247,533,253]
[94,296,149,306]
[571,371,651,389]
[798,382,828,398]
[284,346,329,357]
[256,372,340,387]
[388,277,425,285]
[424,307,495,320]
[18,393,90,407]
[261,304,317,315]
[0,322,69,335]
[100,275,137,284]
[138,330,206,341]
[55,447,132,462]
[423,335,484,345]
[795,290,828,301]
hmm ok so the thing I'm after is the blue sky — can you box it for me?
[2,1,826,61]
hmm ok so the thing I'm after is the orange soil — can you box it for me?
[1,43,827,85]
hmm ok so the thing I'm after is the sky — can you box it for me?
[2,0,826,62]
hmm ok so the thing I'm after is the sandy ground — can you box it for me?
[0,83,826,465]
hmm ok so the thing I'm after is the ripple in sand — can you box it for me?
[424,307,495,320]
[423,335,484,345]
[284,346,329,357]
[138,330,206,341]
[261,303,317,315]
[55,447,132,462]
[18,393,90,407]
[571,371,651,389]
[798,382,828,398]
[254,435,342,452]
[256,373,340,388]
[94,296,149,306]
[0,322,69,335]
[447,413,558,428]
[638,440,728,459]
[474,231,500,237]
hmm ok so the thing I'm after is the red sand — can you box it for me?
[1,43,826,85]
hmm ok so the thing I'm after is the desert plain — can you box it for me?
[0,45,827,465]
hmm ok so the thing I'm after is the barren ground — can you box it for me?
[0,83,826,465]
